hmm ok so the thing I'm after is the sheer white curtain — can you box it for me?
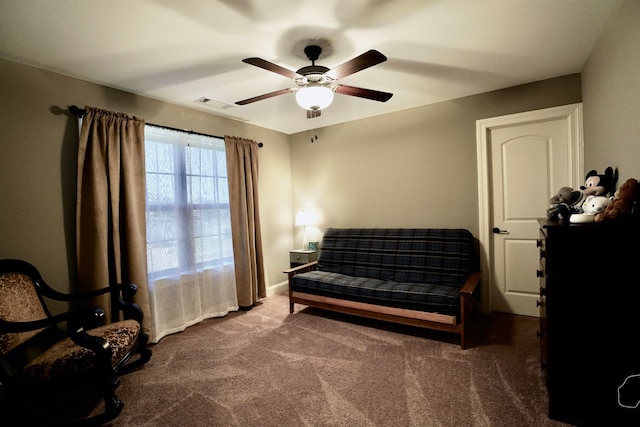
[144,125,238,343]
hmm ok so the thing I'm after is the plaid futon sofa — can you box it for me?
[286,228,480,349]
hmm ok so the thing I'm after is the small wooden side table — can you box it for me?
[289,249,318,268]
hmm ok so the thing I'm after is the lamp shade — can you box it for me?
[295,85,334,111]
[295,210,313,226]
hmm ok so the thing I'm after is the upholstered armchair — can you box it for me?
[0,259,152,426]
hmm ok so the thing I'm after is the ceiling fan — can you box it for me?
[235,45,393,118]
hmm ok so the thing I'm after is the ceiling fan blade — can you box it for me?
[242,57,302,79]
[334,84,393,102]
[235,88,294,105]
[306,109,321,119]
[324,50,387,80]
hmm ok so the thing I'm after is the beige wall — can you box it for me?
[582,0,640,181]
[289,75,582,247]
[0,58,293,302]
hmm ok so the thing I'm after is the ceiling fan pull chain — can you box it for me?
[310,116,318,143]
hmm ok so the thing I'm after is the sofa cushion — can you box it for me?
[317,228,474,285]
[291,270,461,316]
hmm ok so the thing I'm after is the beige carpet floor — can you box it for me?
[22,293,572,426]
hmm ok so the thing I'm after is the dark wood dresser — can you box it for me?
[537,218,640,426]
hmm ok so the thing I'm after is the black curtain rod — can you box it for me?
[68,105,263,148]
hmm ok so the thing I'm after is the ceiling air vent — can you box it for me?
[194,97,234,110]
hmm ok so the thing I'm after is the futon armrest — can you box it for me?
[460,271,481,323]
[283,261,318,279]
[460,271,481,295]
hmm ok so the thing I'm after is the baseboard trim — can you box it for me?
[267,280,288,296]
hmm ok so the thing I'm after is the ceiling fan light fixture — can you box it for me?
[295,84,334,111]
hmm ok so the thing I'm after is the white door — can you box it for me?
[476,104,583,316]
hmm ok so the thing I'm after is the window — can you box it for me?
[144,125,233,280]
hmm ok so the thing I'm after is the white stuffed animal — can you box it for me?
[582,195,611,215]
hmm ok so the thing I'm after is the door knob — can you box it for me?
[492,227,509,234]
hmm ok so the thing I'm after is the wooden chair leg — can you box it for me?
[101,377,124,422]
[63,378,123,427]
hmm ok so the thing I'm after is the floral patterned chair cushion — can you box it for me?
[20,319,141,380]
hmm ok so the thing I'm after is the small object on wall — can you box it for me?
[308,241,319,251]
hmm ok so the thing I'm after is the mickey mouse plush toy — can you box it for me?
[581,167,618,197]
[555,167,618,220]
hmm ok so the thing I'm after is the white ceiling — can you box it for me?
[0,0,618,134]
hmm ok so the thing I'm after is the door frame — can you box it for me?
[475,103,583,314]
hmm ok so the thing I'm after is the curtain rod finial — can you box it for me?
[69,105,86,118]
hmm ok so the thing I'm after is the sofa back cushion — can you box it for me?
[317,228,475,286]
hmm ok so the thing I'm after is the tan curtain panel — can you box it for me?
[224,136,266,306]
[76,106,151,335]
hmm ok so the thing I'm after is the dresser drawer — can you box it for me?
[537,231,548,382]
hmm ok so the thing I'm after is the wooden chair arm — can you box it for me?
[0,308,105,334]
[460,271,481,295]
[67,315,113,371]
[283,261,318,279]
[38,282,135,302]
[113,284,145,323]
[39,279,142,323]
